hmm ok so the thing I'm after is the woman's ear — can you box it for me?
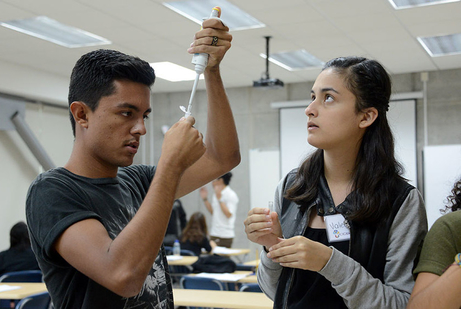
[70,101,90,129]
[359,107,378,129]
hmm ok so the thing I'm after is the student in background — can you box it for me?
[200,172,239,248]
[244,56,427,309]
[164,199,187,247]
[180,212,216,256]
[0,221,39,276]
[25,14,239,308]
[408,178,461,309]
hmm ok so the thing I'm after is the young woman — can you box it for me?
[244,56,427,308]
[180,212,216,256]
[408,178,461,309]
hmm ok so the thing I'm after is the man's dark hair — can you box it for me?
[219,172,233,186]
[68,49,156,136]
[10,221,31,250]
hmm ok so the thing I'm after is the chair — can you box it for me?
[164,246,173,255]
[14,292,51,309]
[164,247,195,257]
[235,264,255,272]
[180,276,225,309]
[239,283,262,293]
[0,270,43,283]
[0,271,44,309]
[180,249,196,256]
[180,276,225,291]
[168,249,196,280]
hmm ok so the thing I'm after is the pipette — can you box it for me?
[180,7,221,118]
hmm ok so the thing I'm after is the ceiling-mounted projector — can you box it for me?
[253,78,284,88]
[253,36,284,89]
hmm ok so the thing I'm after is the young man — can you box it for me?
[199,172,239,248]
[26,17,239,308]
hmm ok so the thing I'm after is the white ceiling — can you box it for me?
[0,0,460,94]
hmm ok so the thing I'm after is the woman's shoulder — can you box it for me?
[432,210,461,230]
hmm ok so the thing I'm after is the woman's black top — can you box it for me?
[288,227,349,309]
[180,237,212,256]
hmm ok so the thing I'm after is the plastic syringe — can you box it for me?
[180,7,221,118]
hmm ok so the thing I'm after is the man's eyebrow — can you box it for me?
[311,87,340,94]
[116,103,151,113]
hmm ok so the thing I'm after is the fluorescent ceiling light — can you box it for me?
[388,0,460,9]
[163,0,265,31]
[418,33,461,57]
[150,61,204,82]
[260,50,324,71]
[0,16,111,48]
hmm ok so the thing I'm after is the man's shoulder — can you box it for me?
[223,186,237,195]
[33,167,66,180]
[28,167,72,192]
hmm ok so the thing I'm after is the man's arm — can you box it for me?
[176,18,240,198]
[218,200,232,218]
[55,117,205,297]
[213,183,232,218]
[200,187,213,214]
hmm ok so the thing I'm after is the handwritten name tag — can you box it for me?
[324,214,350,243]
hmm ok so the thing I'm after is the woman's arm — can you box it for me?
[256,178,285,300]
[408,267,461,309]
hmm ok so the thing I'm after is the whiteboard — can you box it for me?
[280,100,417,187]
[249,149,280,209]
[423,145,461,229]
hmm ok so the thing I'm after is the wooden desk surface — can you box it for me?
[238,274,257,284]
[166,255,198,266]
[243,259,260,267]
[173,288,272,309]
[0,283,47,299]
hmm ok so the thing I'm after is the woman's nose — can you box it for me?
[305,99,317,117]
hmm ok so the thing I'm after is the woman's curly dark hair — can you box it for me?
[442,178,461,213]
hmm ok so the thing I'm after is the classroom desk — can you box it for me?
[168,249,251,266]
[186,270,258,284]
[166,255,198,266]
[213,247,251,263]
[0,283,47,299]
[173,288,272,309]
[243,259,260,267]
[238,273,258,284]
[213,247,251,257]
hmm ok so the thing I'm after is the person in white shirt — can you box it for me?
[200,172,239,248]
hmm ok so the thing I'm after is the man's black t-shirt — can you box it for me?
[26,165,173,309]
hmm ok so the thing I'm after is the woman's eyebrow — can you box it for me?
[311,87,340,94]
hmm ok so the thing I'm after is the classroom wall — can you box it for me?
[149,69,461,253]
[1,67,461,253]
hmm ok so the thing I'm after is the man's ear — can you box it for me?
[359,107,378,129]
[70,101,90,129]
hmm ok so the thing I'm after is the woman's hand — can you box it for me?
[267,236,333,272]
[244,208,283,249]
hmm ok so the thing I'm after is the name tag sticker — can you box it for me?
[324,214,350,243]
